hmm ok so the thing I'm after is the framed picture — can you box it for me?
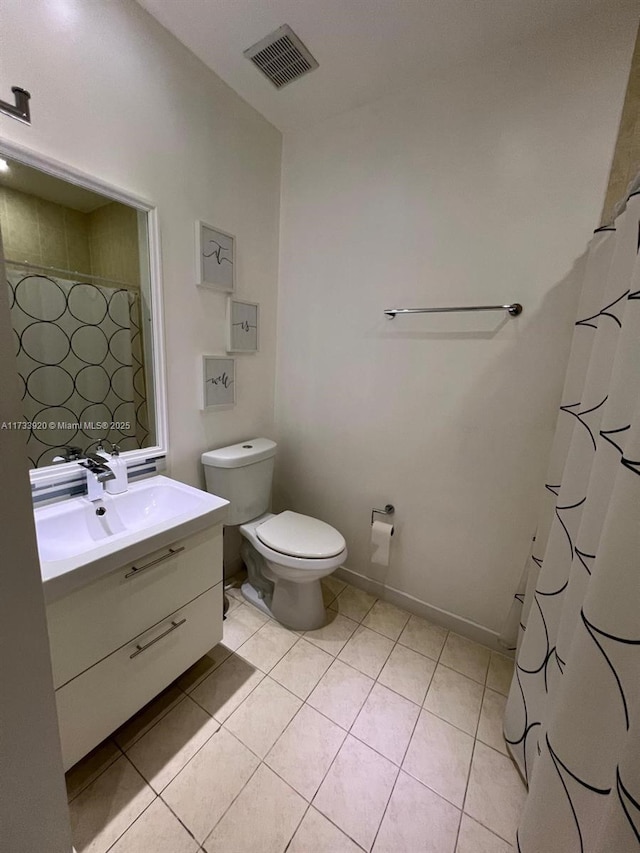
[196,221,235,292]
[201,356,235,409]
[227,298,259,353]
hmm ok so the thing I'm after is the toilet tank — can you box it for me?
[201,438,277,525]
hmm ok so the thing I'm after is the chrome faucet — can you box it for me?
[78,452,116,501]
[52,445,84,463]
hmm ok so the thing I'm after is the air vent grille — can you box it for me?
[244,25,318,89]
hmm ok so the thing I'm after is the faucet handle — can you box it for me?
[97,440,120,456]
[85,451,115,467]
[53,445,83,462]
[79,456,116,485]
[79,454,111,473]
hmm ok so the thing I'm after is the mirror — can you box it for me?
[0,149,165,472]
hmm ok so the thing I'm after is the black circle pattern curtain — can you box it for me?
[7,270,150,467]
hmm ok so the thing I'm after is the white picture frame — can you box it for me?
[227,298,259,353]
[196,221,235,292]
[201,355,235,409]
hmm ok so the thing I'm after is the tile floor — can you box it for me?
[67,577,525,853]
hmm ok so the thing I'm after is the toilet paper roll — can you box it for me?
[370,520,394,566]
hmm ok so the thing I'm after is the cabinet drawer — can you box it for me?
[56,581,223,770]
[47,525,222,688]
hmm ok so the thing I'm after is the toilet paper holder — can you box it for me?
[371,504,395,526]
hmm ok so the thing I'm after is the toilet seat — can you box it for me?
[256,510,346,559]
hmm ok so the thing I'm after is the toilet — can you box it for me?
[201,438,347,630]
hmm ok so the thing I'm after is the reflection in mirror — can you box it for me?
[0,156,157,469]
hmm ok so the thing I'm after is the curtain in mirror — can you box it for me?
[7,268,150,467]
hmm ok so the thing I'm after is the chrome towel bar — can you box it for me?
[384,303,522,318]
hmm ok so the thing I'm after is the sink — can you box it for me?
[35,475,229,601]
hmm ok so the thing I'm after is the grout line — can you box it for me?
[432,658,489,688]
[202,731,375,850]
[304,698,352,737]
[361,608,411,643]
[103,793,160,852]
[367,631,428,849]
[262,701,346,777]
[270,658,334,703]
[234,630,302,677]
[461,812,519,847]
[476,685,488,742]
[396,635,447,661]
[125,708,222,796]
[339,635,397,687]
[420,699,482,741]
[306,631,424,849]
[65,738,124,804]
[329,584,377,624]
[156,794,201,844]
[113,688,188,753]
[251,756,338,849]
[299,804,368,851]
[283,801,312,852]
[199,760,264,848]
[177,647,233,695]
[186,651,269,722]
[221,724,267,763]
[455,736,479,852]
[397,764,469,814]
[221,606,270,652]
[368,641,475,815]
[304,737,369,849]
[457,813,505,850]
[220,680,303,752]
[404,655,438,756]
[320,655,377,710]
[367,763,402,852]
[451,806,464,853]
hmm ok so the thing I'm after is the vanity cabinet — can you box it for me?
[46,524,223,770]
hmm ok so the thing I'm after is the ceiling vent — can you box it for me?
[243,24,318,89]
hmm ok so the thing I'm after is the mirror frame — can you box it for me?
[0,139,168,486]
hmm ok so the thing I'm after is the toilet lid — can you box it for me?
[256,511,346,559]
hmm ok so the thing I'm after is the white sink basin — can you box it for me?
[35,475,228,601]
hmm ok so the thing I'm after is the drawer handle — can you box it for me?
[124,546,185,579]
[129,618,187,659]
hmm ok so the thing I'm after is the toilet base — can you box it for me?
[241,575,328,631]
[241,580,274,621]
[270,574,327,631]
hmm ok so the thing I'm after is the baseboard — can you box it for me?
[334,565,508,654]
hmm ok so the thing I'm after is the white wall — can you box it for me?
[0,0,282,488]
[275,4,638,640]
[0,250,71,848]
[0,0,282,834]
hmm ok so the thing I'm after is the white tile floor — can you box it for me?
[67,578,525,853]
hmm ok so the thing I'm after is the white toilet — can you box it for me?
[201,438,347,630]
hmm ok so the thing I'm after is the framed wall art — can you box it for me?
[201,355,235,409]
[196,221,235,292]
[227,298,259,353]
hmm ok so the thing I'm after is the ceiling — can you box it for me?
[137,0,609,132]
[0,159,111,212]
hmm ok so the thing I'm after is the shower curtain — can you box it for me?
[501,184,640,851]
[7,269,148,468]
